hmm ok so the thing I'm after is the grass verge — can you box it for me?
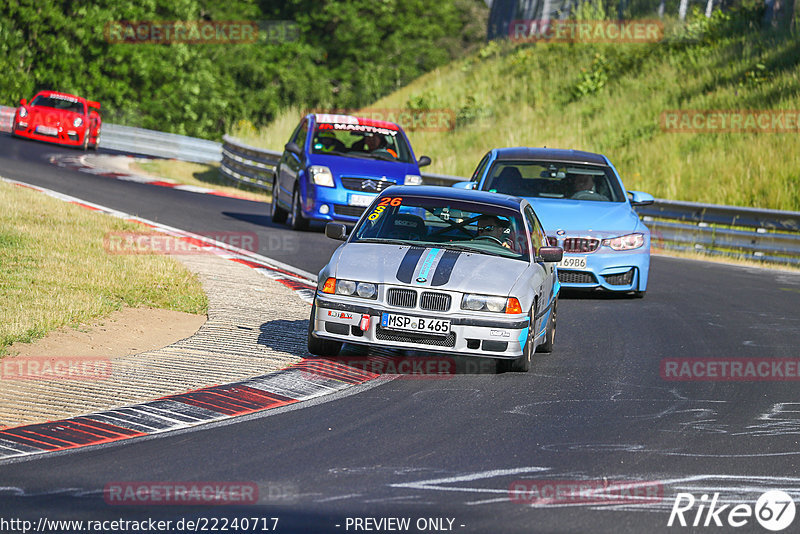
[130,159,272,203]
[234,9,800,211]
[0,180,208,356]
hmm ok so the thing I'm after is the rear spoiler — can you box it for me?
[87,101,101,110]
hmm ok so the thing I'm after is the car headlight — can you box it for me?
[18,107,27,118]
[461,294,521,314]
[602,233,644,251]
[404,175,423,185]
[309,166,334,187]
[322,278,377,299]
[73,117,83,127]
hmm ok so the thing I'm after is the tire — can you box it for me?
[82,132,89,151]
[271,179,288,224]
[307,302,342,356]
[633,291,646,298]
[536,298,557,353]
[290,185,309,231]
[498,313,534,373]
[91,131,100,151]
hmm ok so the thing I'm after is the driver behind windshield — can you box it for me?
[476,215,512,249]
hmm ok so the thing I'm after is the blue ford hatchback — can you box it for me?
[271,114,431,230]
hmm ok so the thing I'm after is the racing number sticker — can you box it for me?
[367,197,403,221]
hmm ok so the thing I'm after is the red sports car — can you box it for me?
[13,90,101,150]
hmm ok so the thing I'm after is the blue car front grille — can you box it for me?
[341,177,396,193]
[558,270,597,284]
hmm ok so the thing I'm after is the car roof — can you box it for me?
[310,113,400,131]
[35,90,86,102]
[493,147,608,165]
[380,185,524,210]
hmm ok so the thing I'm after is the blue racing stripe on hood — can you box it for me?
[415,248,442,284]
[431,249,461,287]
[396,247,425,284]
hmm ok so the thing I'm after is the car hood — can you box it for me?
[27,107,83,126]
[331,243,527,296]
[309,153,419,181]
[527,197,643,236]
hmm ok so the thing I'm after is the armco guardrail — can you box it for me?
[0,105,220,164]
[99,123,221,164]
[219,135,280,191]
[638,201,800,265]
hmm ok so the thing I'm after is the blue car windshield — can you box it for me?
[482,161,625,202]
[310,120,413,164]
[352,195,530,261]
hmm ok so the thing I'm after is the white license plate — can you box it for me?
[558,256,587,269]
[349,194,375,207]
[381,313,450,334]
[36,125,58,136]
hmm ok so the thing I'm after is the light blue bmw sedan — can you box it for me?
[455,147,654,297]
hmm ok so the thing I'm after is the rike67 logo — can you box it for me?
[668,491,796,531]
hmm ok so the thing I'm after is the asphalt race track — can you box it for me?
[2,133,800,533]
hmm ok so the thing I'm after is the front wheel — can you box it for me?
[536,298,557,353]
[271,179,288,223]
[307,302,342,356]
[290,186,309,231]
[498,314,533,373]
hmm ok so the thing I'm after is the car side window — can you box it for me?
[291,119,309,150]
[524,206,546,253]
[471,153,490,185]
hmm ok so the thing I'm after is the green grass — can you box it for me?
[235,8,800,211]
[0,180,207,355]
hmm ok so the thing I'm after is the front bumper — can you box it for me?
[13,122,88,147]
[302,184,377,223]
[555,248,650,292]
[311,294,530,359]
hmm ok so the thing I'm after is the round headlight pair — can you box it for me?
[334,280,377,299]
[462,294,506,312]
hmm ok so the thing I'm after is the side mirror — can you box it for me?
[452,181,477,190]
[628,190,654,206]
[19,98,26,106]
[284,141,304,159]
[417,155,431,167]
[325,222,347,241]
[537,246,563,263]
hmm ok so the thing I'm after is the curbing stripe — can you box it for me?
[0,176,383,462]
[49,154,253,200]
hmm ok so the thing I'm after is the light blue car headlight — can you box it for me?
[404,175,423,185]
[602,233,644,251]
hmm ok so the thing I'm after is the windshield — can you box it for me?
[311,117,413,163]
[482,161,625,202]
[30,95,85,114]
[352,195,530,261]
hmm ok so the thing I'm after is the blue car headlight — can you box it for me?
[404,175,423,185]
[309,166,334,187]
[602,233,644,251]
